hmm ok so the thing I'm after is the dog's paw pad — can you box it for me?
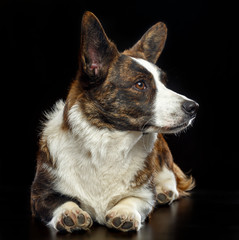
[77,214,86,225]
[55,207,92,232]
[157,193,168,203]
[108,216,136,231]
[157,190,177,205]
[56,222,66,232]
[112,217,122,228]
[121,221,134,230]
[63,216,74,226]
[105,208,141,232]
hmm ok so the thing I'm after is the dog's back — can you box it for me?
[31,11,198,233]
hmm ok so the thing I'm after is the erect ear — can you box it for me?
[124,22,167,64]
[80,11,119,84]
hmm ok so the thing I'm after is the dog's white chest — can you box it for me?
[53,135,150,223]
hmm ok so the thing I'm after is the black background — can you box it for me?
[0,0,237,194]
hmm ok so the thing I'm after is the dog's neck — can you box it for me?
[67,103,156,162]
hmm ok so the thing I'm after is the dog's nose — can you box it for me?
[182,100,199,116]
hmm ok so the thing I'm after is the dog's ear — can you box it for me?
[79,11,119,85]
[124,22,167,64]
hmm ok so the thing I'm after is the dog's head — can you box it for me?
[74,11,198,134]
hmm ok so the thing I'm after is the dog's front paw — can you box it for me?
[105,206,141,232]
[50,202,93,232]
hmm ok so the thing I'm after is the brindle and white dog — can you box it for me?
[31,11,199,232]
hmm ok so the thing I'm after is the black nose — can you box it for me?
[182,101,199,116]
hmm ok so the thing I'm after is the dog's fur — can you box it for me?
[31,11,199,232]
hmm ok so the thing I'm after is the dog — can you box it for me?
[31,11,199,233]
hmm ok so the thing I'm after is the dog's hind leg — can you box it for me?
[153,134,195,205]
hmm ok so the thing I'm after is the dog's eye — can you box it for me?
[134,81,147,91]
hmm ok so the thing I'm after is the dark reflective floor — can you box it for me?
[1,188,239,240]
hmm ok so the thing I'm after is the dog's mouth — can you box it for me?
[144,117,196,134]
[162,116,196,134]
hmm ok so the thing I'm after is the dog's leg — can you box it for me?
[154,165,179,204]
[31,160,93,233]
[31,183,93,232]
[153,134,195,205]
[105,196,152,232]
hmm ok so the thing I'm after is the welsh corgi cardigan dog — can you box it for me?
[31,11,199,233]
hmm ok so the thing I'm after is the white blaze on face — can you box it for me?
[131,57,192,133]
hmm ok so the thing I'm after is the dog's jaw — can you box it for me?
[159,116,196,134]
